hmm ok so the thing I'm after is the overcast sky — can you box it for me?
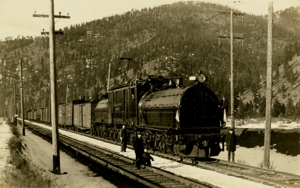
[0,0,299,41]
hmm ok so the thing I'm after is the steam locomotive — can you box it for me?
[26,71,225,158]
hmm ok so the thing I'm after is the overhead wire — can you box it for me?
[55,0,70,24]
[94,0,145,41]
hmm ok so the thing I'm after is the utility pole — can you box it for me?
[33,1,70,175]
[264,1,273,169]
[20,59,25,136]
[66,84,68,104]
[107,62,111,91]
[230,10,234,129]
[13,81,17,125]
[218,11,244,129]
[49,0,60,174]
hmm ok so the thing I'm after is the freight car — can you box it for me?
[58,100,85,129]
[73,101,98,132]
[40,106,51,124]
[93,71,224,158]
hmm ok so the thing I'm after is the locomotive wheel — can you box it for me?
[112,128,117,141]
[142,130,154,148]
[159,140,166,153]
[90,125,95,136]
[109,128,115,140]
[154,134,166,153]
[129,131,136,144]
[165,134,175,154]
[154,133,164,153]
[101,127,106,138]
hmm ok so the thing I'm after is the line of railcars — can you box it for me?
[26,72,225,158]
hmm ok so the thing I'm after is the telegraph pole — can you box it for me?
[218,11,244,129]
[107,63,111,91]
[19,59,25,136]
[230,10,234,129]
[264,1,273,169]
[13,81,17,125]
[33,1,70,175]
[49,0,60,174]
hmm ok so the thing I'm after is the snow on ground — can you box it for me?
[213,146,300,175]
[0,118,12,186]
[2,118,299,188]
[28,121,281,188]
[222,119,300,175]
[23,126,118,188]
[0,119,117,188]
[228,119,300,130]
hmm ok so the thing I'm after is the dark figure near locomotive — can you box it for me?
[226,128,237,162]
[142,149,154,166]
[219,95,228,126]
[29,71,226,159]
[133,132,144,169]
[120,125,127,152]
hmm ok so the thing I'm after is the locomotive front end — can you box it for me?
[139,72,223,158]
[174,72,223,158]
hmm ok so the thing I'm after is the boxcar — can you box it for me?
[58,104,66,126]
[40,106,51,124]
[33,109,37,120]
[26,110,32,120]
[74,101,98,131]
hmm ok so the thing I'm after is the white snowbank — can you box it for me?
[0,118,12,183]
[0,119,117,188]
[227,119,300,130]
[30,121,275,188]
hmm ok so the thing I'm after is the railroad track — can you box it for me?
[133,147,300,188]
[194,159,300,188]
[25,121,216,188]
[25,120,300,188]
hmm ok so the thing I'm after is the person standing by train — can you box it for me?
[133,132,144,169]
[120,125,128,152]
[220,95,228,126]
[226,128,237,162]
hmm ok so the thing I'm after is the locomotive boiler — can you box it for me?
[94,71,224,158]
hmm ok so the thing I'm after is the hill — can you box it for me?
[0,1,300,119]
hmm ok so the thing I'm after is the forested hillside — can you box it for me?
[0,1,300,119]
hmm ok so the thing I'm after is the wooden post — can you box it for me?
[66,84,68,104]
[218,11,243,128]
[230,10,235,129]
[13,82,17,125]
[49,0,60,174]
[20,59,25,136]
[107,62,111,91]
[264,1,273,169]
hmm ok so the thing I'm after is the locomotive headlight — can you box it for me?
[196,73,206,83]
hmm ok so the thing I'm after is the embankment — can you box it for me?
[222,128,300,156]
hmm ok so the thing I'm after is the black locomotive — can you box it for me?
[26,71,224,158]
[94,71,224,158]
